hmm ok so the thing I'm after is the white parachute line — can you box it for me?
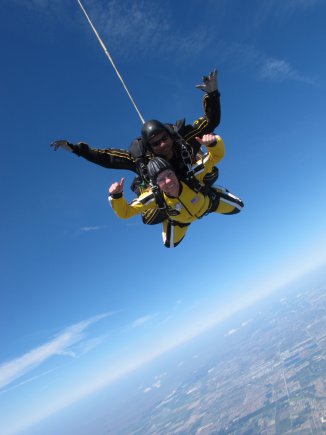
[76,0,145,124]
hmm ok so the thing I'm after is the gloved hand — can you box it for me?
[195,69,218,94]
[50,140,74,152]
[195,133,217,147]
[109,178,125,196]
[51,140,90,154]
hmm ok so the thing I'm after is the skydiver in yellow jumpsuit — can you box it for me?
[109,134,244,248]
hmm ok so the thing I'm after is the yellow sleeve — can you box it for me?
[196,135,225,182]
[206,135,225,165]
[109,191,157,219]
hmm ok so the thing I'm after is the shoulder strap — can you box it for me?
[151,184,166,211]
[172,134,205,193]
[129,137,151,183]
[151,185,180,217]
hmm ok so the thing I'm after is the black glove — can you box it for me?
[195,69,218,94]
[51,140,91,156]
[51,140,74,152]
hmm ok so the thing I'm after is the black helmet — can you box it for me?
[141,120,167,145]
[147,157,173,183]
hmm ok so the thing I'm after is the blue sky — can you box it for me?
[1,0,326,433]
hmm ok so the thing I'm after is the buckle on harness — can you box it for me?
[151,184,166,211]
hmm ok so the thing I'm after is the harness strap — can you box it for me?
[130,125,212,217]
[150,185,181,218]
[173,135,206,194]
[135,159,150,184]
[151,184,167,211]
[168,219,190,228]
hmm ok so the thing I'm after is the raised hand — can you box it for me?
[195,69,218,94]
[195,134,217,147]
[109,178,125,195]
[50,140,74,152]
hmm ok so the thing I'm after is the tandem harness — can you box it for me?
[128,123,219,219]
[173,133,220,217]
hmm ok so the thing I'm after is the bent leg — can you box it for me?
[203,166,219,186]
[214,186,244,215]
[162,220,190,248]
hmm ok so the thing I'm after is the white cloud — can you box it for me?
[130,313,157,328]
[186,387,198,395]
[0,368,58,395]
[225,328,238,336]
[152,380,161,389]
[220,42,317,86]
[251,0,321,27]
[260,58,293,80]
[241,319,253,327]
[89,0,168,53]
[259,58,315,84]
[0,313,112,391]
[70,0,219,62]
[142,374,165,393]
[155,372,167,380]
[80,225,107,232]
[74,335,109,356]
[278,0,320,13]
[143,387,152,393]
[14,0,49,8]
[13,0,66,15]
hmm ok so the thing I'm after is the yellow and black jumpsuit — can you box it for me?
[109,136,244,248]
[71,92,220,226]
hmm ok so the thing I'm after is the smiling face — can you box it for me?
[148,131,174,160]
[156,169,180,197]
